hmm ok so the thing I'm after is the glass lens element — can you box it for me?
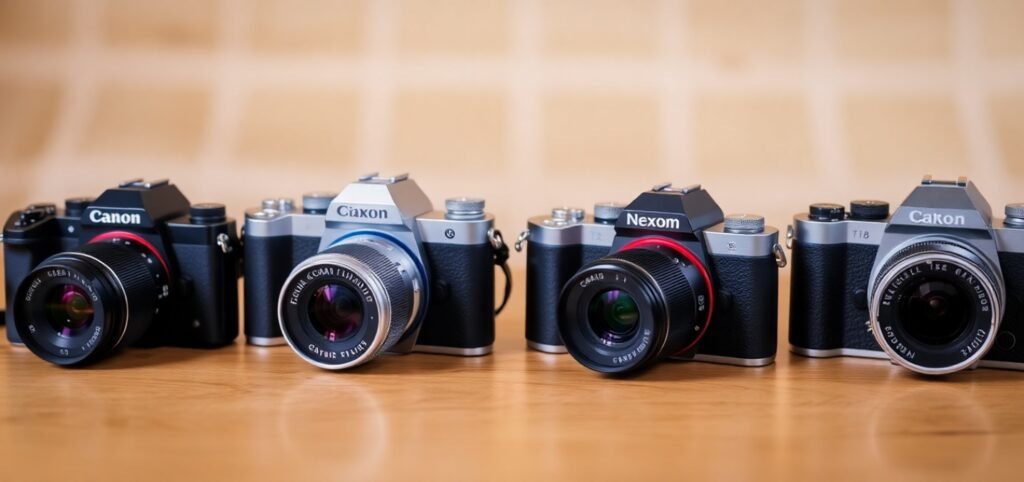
[308,284,364,342]
[43,284,95,338]
[587,289,640,343]
[900,279,971,346]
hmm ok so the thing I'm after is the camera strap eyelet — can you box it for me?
[774,243,788,268]
[514,230,529,252]
[489,229,512,315]
[217,233,233,254]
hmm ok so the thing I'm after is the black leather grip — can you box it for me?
[525,243,607,348]
[5,240,63,344]
[700,254,779,360]
[526,243,579,347]
[418,242,495,350]
[789,241,879,352]
[243,235,320,342]
[170,243,240,347]
[991,252,1024,365]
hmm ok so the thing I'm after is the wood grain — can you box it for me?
[1,273,1022,482]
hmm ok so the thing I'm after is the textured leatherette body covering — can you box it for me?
[168,242,240,346]
[700,254,778,359]
[243,235,320,340]
[790,241,880,352]
[417,242,495,349]
[991,252,1024,364]
[525,243,607,347]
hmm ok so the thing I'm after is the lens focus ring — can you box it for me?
[604,248,695,315]
[328,242,414,351]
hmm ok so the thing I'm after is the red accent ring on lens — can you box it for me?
[620,236,714,356]
[89,231,171,280]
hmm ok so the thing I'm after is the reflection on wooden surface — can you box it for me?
[0,274,1021,481]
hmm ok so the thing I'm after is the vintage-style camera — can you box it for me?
[519,182,785,374]
[2,179,241,366]
[243,173,510,370]
[789,176,1024,375]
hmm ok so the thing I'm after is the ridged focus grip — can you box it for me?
[327,242,414,352]
[596,247,703,350]
[72,242,163,347]
[600,248,694,313]
[875,240,1000,298]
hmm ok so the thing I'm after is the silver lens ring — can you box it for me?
[869,241,1005,375]
[277,235,424,370]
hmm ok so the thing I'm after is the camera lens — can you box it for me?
[44,284,96,338]
[278,235,426,370]
[901,280,970,346]
[308,284,364,342]
[558,237,713,374]
[587,289,640,343]
[13,235,170,366]
[870,239,1004,375]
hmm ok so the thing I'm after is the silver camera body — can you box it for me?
[243,173,502,370]
[789,176,1024,375]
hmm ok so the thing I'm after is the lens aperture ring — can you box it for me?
[874,240,1003,301]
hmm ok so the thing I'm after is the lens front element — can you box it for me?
[587,289,641,343]
[900,279,971,346]
[308,284,364,342]
[44,284,96,338]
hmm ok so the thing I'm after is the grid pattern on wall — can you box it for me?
[0,0,1023,269]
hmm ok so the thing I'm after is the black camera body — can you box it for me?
[789,176,1024,375]
[244,173,505,370]
[520,183,784,374]
[3,179,241,365]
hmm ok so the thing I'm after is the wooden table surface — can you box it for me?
[1,273,1022,482]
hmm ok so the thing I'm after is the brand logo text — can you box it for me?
[88,210,142,225]
[908,210,966,226]
[336,205,389,219]
[625,212,681,230]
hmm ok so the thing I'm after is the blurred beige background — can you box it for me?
[1,0,1023,275]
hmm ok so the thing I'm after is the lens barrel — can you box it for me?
[558,238,712,374]
[869,239,1005,375]
[278,235,425,370]
[13,241,167,366]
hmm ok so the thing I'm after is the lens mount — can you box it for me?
[869,239,1005,375]
[278,235,425,370]
[13,239,166,366]
[558,237,712,374]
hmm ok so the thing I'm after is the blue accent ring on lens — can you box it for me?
[325,229,431,338]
